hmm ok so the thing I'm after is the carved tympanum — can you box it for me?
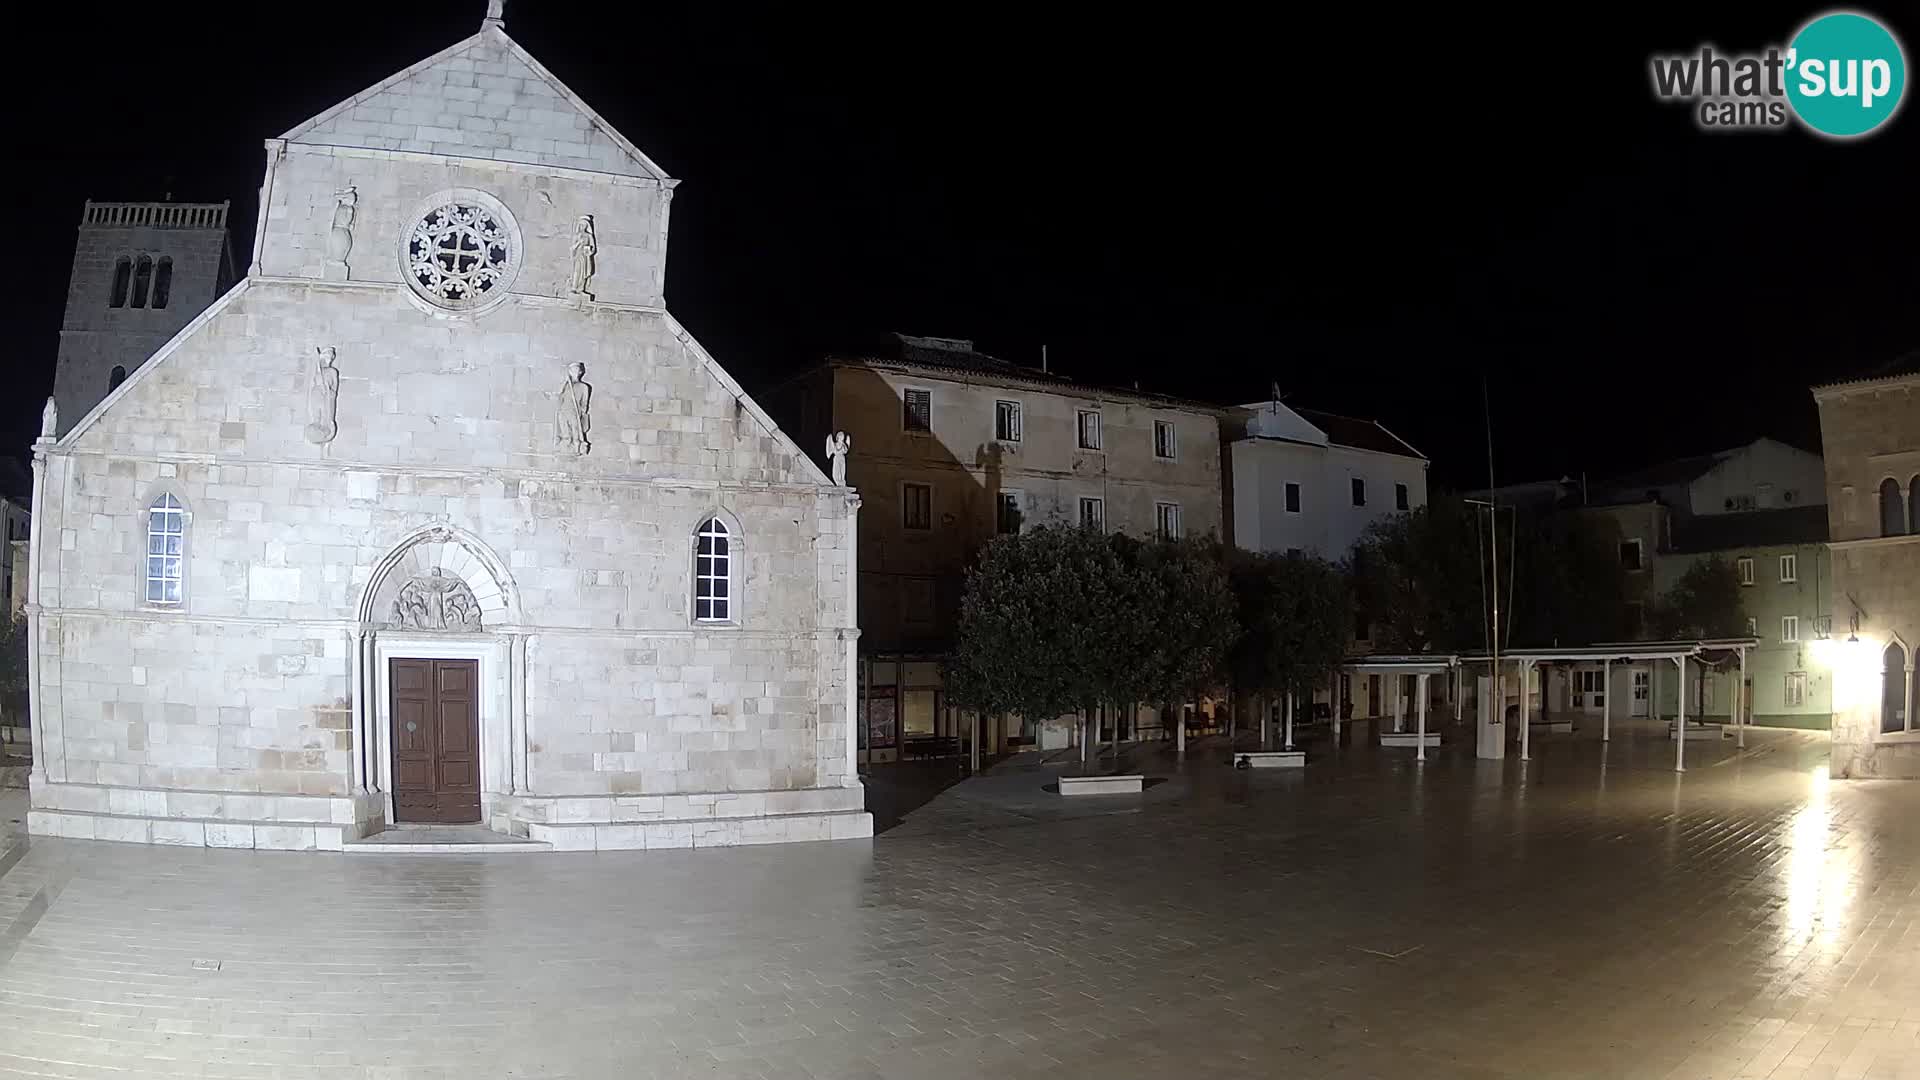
[389,568,483,631]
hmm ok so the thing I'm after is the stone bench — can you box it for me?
[1378,731,1441,748]
[1234,751,1305,769]
[1667,723,1722,741]
[1058,774,1144,796]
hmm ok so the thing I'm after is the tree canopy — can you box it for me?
[1654,554,1746,639]
[945,528,1236,724]
[1227,549,1350,699]
[1349,495,1632,651]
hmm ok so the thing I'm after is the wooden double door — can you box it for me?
[390,658,481,823]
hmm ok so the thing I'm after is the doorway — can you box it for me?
[389,658,482,823]
[1631,669,1650,717]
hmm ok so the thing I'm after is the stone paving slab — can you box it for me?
[0,724,1916,1078]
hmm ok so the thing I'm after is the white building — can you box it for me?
[22,6,869,850]
[1224,395,1428,560]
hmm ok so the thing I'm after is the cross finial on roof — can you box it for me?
[1269,381,1283,404]
[484,0,505,28]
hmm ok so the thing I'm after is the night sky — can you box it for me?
[3,0,1913,491]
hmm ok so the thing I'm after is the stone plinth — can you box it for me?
[1379,732,1442,748]
[1235,751,1306,768]
[1058,774,1145,796]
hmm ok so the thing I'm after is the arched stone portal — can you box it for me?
[349,526,528,832]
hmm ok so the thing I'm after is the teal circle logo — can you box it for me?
[1785,11,1907,137]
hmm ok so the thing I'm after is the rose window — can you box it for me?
[406,203,513,308]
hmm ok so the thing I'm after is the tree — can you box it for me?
[1106,536,1237,715]
[946,526,1125,728]
[1349,495,1497,653]
[946,528,1236,768]
[1655,555,1746,639]
[1227,549,1350,723]
[1507,511,1631,646]
[1350,495,1632,652]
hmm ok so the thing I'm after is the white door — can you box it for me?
[1631,669,1650,717]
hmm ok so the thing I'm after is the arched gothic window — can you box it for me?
[109,257,132,308]
[1880,477,1907,537]
[151,257,173,309]
[108,365,128,391]
[1884,641,1911,735]
[130,255,154,308]
[694,517,732,622]
[146,494,186,605]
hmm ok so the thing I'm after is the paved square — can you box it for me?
[2,721,1918,1079]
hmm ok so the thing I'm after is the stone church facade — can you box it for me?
[23,9,869,850]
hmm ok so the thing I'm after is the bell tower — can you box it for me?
[49,199,236,435]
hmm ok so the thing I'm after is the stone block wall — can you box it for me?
[31,279,854,830]
[1815,374,1920,777]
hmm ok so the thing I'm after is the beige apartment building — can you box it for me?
[772,334,1223,759]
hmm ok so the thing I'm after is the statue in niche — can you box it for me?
[326,186,357,280]
[304,347,340,444]
[569,215,597,302]
[389,568,484,631]
[40,397,57,440]
[555,362,592,456]
[825,430,851,486]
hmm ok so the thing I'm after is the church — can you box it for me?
[22,4,870,850]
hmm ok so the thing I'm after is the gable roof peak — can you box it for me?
[279,21,673,183]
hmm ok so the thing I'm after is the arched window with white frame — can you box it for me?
[146,493,186,605]
[693,516,733,622]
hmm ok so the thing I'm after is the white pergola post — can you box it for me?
[1453,667,1463,722]
[1674,656,1688,773]
[1737,648,1748,749]
[1333,669,1343,743]
[1519,660,1531,761]
[1602,658,1613,743]
[1285,691,1296,751]
[971,712,981,773]
[1416,673,1430,762]
[1393,678,1405,733]
[1176,709,1186,757]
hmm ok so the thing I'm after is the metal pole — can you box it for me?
[1417,673,1429,762]
[1675,656,1687,773]
[1285,691,1296,751]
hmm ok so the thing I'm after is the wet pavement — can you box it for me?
[0,718,1915,1079]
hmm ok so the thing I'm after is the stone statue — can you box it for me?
[825,430,851,486]
[40,397,57,440]
[1270,381,1283,403]
[569,215,597,301]
[304,347,340,445]
[326,187,357,280]
[389,568,484,631]
[485,0,505,22]
[556,362,592,456]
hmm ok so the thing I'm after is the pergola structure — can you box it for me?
[1458,637,1760,772]
[1335,656,1460,761]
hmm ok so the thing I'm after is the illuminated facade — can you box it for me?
[1812,356,1920,778]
